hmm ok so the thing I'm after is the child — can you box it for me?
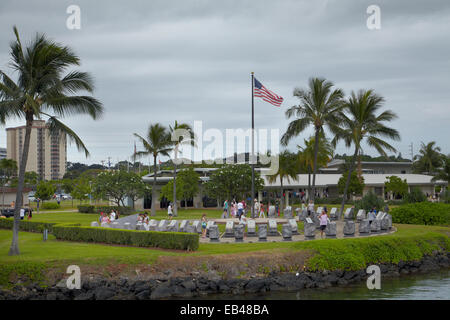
[258,201,265,218]
[201,214,207,238]
[319,210,328,239]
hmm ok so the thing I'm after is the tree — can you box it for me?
[412,142,443,174]
[298,133,334,199]
[338,171,365,198]
[168,121,196,216]
[134,123,173,216]
[204,164,264,209]
[266,150,299,212]
[160,168,200,208]
[0,27,103,255]
[35,180,57,202]
[333,89,400,216]
[281,77,344,202]
[384,175,408,199]
[123,172,150,209]
[432,154,450,184]
[0,159,17,208]
[71,177,91,204]
[61,178,75,206]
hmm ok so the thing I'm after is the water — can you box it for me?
[198,269,450,300]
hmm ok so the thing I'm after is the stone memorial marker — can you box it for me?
[380,217,389,232]
[209,225,220,242]
[312,213,321,229]
[124,222,132,230]
[136,224,146,231]
[304,218,315,240]
[149,219,158,231]
[111,222,120,229]
[157,220,169,232]
[300,209,308,221]
[206,221,215,237]
[288,219,298,235]
[325,221,337,238]
[295,208,301,218]
[329,208,338,221]
[234,224,244,242]
[101,222,111,228]
[376,211,385,220]
[316,207,323,215]
[179,220,189,232]
[247,220,257,237]
[283,206,293,219]
[167,220,179,232]
[343,220,355,237]
[387,214,392,229]
[268,219,278,236]
[192,220,202,233]
[358,219,370,235]
[258,224,268,242]
[268,205,276,218]
[344,208,353,220]
[356,209,366,221]
[282,224,292,241]
[224,221,235,238]
[90,221,99,227]
[370,219,381,233]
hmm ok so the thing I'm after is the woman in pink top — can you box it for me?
[319,211,328,238]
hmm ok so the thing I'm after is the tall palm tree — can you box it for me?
[413,142,443,174]
[281,77,344,201]
[134,123,172,216]
[266,150,299,212]
[0,27,103,256]
[298,133,334,199]
[333,89,400,215]
[168,121,196,216]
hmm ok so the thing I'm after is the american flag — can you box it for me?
[254,77,283,107]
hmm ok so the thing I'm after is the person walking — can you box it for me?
[253,199,259,218]
[237,200,244,219]
[319,210,328,239]
[168,203,173,220]
[201,214,207,238]
[368,207,377,225]
[258,201,265,218]
[222,199,228,219]
[307,199,315,217]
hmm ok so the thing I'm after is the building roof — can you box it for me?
[262,174,447,188]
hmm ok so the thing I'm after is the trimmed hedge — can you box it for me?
[390,202,450,226]
[0,219,56,233]
[52,225,199,251]
[77,205,134,215]
[41,202,61,210]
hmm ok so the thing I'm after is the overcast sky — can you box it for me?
[0,0,449,165]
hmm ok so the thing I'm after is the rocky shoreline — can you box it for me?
[1,251,449,300]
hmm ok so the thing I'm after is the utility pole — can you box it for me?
[409,142,414,161]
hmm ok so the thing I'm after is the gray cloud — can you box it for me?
[0,0,449,165]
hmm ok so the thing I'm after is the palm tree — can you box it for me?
[168,121,196,216]
[432,154,450,184]
[413,142,443,174]
[266,150,299,212]
[134,123,172,216]
[333,89,400,215]
[281,77,344,201]
[0,27,103,256]
[298,133,334,199]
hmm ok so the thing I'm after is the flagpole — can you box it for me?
[251,72,255,218]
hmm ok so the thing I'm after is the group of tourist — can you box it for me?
[221,199,268,219]
[98,209,119,224]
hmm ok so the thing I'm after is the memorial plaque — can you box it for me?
[356,209,366,221]
[380,217,389,231]
[344,208,353,220]
[234,224,244,242]
[282,224,292,241]
[377,212,387,220]
[90,221,99,227]
[387,214,392,229]
[157,220,169,232]
[343,220,355,237]
[329,208,338,221]
[206,221,215,237]
[123,222,132,230]
[370,219,381,233]
[325,221,337,238]
[358,219,370,235]
[288,219,298,235]
[304,220,316,240]
[167,220,179,232]
[149,219,158,231]
[209,225,220,242]
[247,220,257,237]
[268,219,278,236]
[192,220,202,233]
[316,207,323,215]
[224,221,234,238]
[179,220,189,232]
[258,224,268,242]
[283,207,293,219]
[268,206,276,218]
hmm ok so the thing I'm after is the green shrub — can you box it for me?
[390,202,450,226]
[94,206,133,216]
[41,202,61,210]
[77,205,95,213]
[404,187,427,204]
[441,190,450,204]
[52,225,199,251]
[0,219,56,233]
[354,192,385,211]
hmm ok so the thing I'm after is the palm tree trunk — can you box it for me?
[151,155,157,216]
[173,145,178,217]
[9,115,33,256]
[311,128,320,202]
[339,147,359,217]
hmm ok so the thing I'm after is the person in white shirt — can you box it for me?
[20,208,25,220]
[307,200,315,217]
[253,199,260,218]
[109,210,116,221]
[237,201,244,218]
[168,203,173,220]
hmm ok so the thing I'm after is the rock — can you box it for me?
[74,291,94,300]
[94,287,115,300]
[136,290,150,300]
[150,285,172,299]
